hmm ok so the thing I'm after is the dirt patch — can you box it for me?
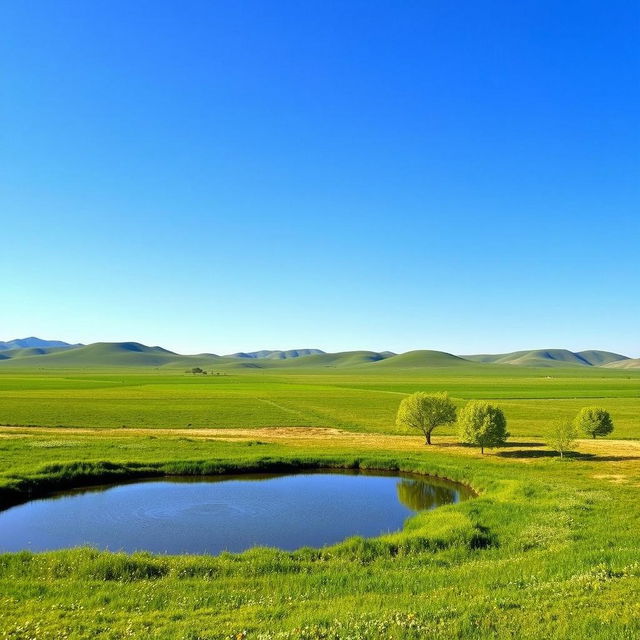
[1,426,639,470]
[592,474,629,484]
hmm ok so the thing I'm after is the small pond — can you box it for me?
[0,470,472,554]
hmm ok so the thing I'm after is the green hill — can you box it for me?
[0,346,77,359]
[372,350,472,368]
[501,349,590,367]
[575,350,629,366]
[602,358,640,369]
[464,349,628,368]
[0,341,632,370]
[258,350,393,368]
[0,345,394,370]
[0,337,79,350]
[0,342,185,368]
[226,349,325,360]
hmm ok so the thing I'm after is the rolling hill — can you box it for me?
[0,342,187,368]
[0,346,78,360]
[372,350,471,368]
[0,337,80,351]
[575,350,630,366]
[0,338,633,370]
[274,350,394,368]
[226,349,325,360]
[463,349,629,368]
[602,358,640,369]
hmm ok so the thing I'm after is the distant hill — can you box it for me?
[602,358,640,369]
[0,339,633,370]
[0,344,395,369]
[373,350,471,368]
[463,349,629,368]
[0,346,77,359]
[273,350,394,368]
[575,350,629,366]
[226,349,325,360]
[0,337,81,351]
[0,342,185,368]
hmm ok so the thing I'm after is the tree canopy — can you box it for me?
[548,420,578,459]
[458,401,509,454]
[573,407,614,439]
[396,392,456,445]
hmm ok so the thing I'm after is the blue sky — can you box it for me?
[2,1,639,356]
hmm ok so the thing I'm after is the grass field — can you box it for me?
[1,366,639,437]
[0,367,639,639]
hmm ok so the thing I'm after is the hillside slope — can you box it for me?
[0,337,80,351]
[0,342,185,368]
[575,350,629,366]
[464,349,629,368]
[602,358,640,369]
[373,350,472,368]
[263,350,394,368]
[0,340,632,370]
[226,349,325,360]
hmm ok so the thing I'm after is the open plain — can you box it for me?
[0,366,639,639]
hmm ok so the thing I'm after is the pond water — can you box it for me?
[0,470,472,554]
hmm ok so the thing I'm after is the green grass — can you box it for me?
[1,367,639,437]
[0,367,639,638]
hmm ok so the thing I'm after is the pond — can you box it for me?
[0,470,472,554]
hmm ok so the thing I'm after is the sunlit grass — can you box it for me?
[0,368,638,638]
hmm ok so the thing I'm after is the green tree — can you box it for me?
[574,407,614,439]
[548,420,578,459]
[395,392,456,445]
[458,401,509,454]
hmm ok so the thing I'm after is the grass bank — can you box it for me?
[0,428,639,639]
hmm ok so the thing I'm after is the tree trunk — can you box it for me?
[425,431,432,445]
[481,445,484,455]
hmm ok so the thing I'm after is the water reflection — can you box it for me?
[396,477,469,511]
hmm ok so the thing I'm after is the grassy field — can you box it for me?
[0,366,639,437]
[0,367,639,638]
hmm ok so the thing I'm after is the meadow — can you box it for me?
[0,366,639,639]
[0,366,639,437]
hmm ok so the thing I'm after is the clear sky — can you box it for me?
[1,1,639,356]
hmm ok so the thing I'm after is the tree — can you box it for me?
[458,401,509,454]
[396,392,457,445]
[548,420,578,459]
[573,407,614,439]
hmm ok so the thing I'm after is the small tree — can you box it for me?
[396,392,457,445]
[573,407,614,439]
[458,401,508,454]
[548,420,578,459]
